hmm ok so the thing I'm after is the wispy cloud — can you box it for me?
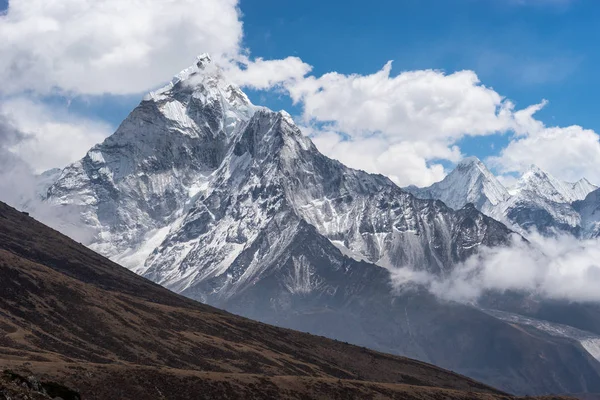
[476,51,582,85]
[391,232,600,303]
[0,114,95,242]
[0,98,112,173]
[503,0,576,9]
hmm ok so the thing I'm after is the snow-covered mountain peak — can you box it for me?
[145,54,252,113]
[525,164,544,173]
[407,156,510,211]
[514,165,550,190]
[454,156,502,184]
[196,53,213,67]
[514,165,594,203]
[407,157,598,237]
[45,56,263,261]
[457,156,484,168]
[518,165,554,187]
[571,177,598,200]
[173,53,215,83]
[453,156,490,178]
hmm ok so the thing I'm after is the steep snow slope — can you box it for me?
[45,54,255,266]
[46,57,512,286]
[407,157,510,213]
[509,165,596,203]
[142,108,511,297]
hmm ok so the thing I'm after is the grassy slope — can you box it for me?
[0,202,567,399]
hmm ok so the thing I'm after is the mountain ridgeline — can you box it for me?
[406,157,599,237]
[37,55,600,395]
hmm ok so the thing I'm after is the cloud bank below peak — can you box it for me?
[392,232,600,304]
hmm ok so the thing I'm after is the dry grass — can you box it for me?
[0,202,571,400]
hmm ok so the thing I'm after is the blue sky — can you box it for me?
[241,0,598,151]
[4,0,595,128]
[244,0,600,185]
[0,0,598,186]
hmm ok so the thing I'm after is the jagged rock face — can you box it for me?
[281,152,510,273]
[45,54,255,265]
[408,158,597,237]
[501,195,581,236]
[142,110,304,293]
[141,108,512,298]
[45,57,513,287]
[574,188,600,238]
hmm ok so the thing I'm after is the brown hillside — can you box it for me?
[0,202,567,399]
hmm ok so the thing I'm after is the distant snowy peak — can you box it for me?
[570,178,598,201]
[454,157,511,206]
[408,159,598,237]
[408,156,510,211]
[511,165,597,204]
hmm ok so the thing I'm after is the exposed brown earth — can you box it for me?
[0,201,569,399]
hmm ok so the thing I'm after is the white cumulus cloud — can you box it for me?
[306,127,462,187]
[392,232,600,303]
[283,62,520,186]
[1,0,597,191]
[274,62,600,188]
[0,0,243,95]
[225,56,313,90]
[287,63,514,140]
[0,98,112,172]
[488,101,600,184]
